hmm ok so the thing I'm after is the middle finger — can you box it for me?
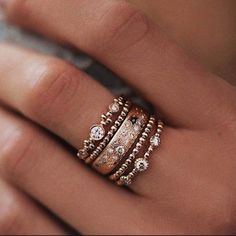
[5,0,236,129]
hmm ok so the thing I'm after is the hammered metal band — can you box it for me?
[77,96,164,187]
[77,96,125,160]
[92,105,149,174]
[117,119,164,186]
[85,100,132,164]
[109,116,155,181]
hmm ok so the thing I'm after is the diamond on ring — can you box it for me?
[150,135,160,147]
[115,145,125,156]
[90,125,105,141]
[109,102,120,113]
[134,158,149,172]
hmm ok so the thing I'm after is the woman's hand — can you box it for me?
[0,0,236,234]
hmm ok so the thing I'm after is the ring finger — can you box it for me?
[0,44,176,194]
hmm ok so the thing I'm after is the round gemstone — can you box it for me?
[90,125,105,141]
[134,158,149,172]
[109,102,120,113]
[108,148,114,154]
[134,124,140,131]
[150,135,160,147]
[115,145,125,156]
[125,120,132,128]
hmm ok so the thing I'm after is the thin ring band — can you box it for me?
[92,105,149,174]
[117,120,164,186]
[78,96,124,160]
[85,100,132,164]
[109,116,155,181]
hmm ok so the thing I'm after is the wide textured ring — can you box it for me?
[109,116,156,181]
[92,105,149,174]
[77,96,164,186]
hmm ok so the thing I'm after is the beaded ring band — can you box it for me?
[117,120,164,186]
[109,116,155,181]
[77,96,164,187]
[85,100,132,164]
[77,96,125,160]
[92,105,149,174]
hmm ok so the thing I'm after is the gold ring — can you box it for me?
[77,97,164,186]
[92,105,149,174]
[117,120,164,186]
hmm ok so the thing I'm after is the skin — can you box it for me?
[130,0,236,85]
[0,0,236,234]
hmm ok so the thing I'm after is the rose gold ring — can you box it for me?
[91,105,149,174]
[77,96,164,187]
[77,96,126,160]
[85,100,132,164]
[117,119,164,186]
[109,115,156,181]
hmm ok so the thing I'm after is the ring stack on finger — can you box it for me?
[78,96,164,186]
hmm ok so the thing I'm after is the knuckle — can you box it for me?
[90,1,150,54]
[0,125,36,181]
[25,60,79,124]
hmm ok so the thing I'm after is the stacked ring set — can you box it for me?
[77,96,164,186]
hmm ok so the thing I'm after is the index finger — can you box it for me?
[4,0,236,128]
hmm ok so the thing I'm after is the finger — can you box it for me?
[4,0,236,128]
[0,43,113,148]
[0,107,143,235]
[0,179,69,235]
[0,44,177,194]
